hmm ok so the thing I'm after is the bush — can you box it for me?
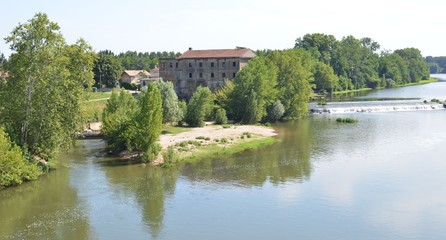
[220,138,228,144]
[214,108,228,125]
[0,129,41,189]
[336,117,359,123]
[121,82,138,90]
[267,100,285,122]
[162,146,177,165]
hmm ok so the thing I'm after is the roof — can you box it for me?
[122,70,150,77]
[149,67,159,78]
[176,48,256,60]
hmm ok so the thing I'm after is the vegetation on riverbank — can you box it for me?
[336,118,359,123]
[162,134,278,167]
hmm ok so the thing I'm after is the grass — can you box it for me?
[396,78,438,87]
[180,136,278,163]
[333,88,373,94]
[85,91,112,101]
[161,125,192,135]
[83,99,107,123]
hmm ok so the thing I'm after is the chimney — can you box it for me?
[188,47,192,51]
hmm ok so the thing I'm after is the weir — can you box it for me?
[310,100,445,114]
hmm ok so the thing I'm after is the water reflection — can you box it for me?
[0,166,90,239]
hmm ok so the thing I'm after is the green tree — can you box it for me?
[268,49,313,118]
[0,128,40,189]
[394,48,429,82]
[267,100,285,122]
[93,54,122,87]
[1,13,95,160]
[133,83,163,162]
[214,108,228,125]
[231,57,278,122]
[295,33,338,64]
[313,61,339,92]
[102,90,137,153]
[214,80,235,118]
[155,79,182,124]
[185,86,214,127]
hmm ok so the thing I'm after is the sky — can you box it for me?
[1,0,445,57]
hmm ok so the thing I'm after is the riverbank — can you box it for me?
[155,124,278,166]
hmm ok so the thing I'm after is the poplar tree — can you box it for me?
[133,83,163,162]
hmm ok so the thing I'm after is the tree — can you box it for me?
[295,33,338,64]
[394,48,430,82]
[231,57,278,122]
[93,54,122,87]
[0,128,40,189]
[214,108,228,125]
[1,13,95,160]
[268,49,313,118]
[185,86,214,127]
[155,79,182,124]
[313,61,339,92]
[214,80,235,118]
[132,83,163,162]
[102,90,137,153]
[267,100,285,122]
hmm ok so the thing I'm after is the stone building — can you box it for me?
[159,48,256,99]
[120,70,150,85]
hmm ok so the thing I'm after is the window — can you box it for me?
[211,73,214,78]
[199,62,203,68]
[211,62,214,67]
[233,61,236,67]
[222,62,226,68]
[222,73,226,78]
[169,62,173,68]
[199,73,203,78]
[233,72,236,78]
[189,62,192,68]
[175,62,178,68]
[189,73,192,78]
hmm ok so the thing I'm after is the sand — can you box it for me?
[159,124,277,149]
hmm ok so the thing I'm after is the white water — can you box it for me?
[311,100,445,114]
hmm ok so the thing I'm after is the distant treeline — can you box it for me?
[258,34,430,92]
[425,56,446,74]
[93,50,181,87]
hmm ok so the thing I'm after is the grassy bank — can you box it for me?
[175,136,278,164]
[397,78,438,87]
[333,87,373,95]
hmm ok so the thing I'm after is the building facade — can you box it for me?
[120,70,150,85]
[159,48,256,99]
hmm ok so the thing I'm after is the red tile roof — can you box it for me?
[177,48,256,59]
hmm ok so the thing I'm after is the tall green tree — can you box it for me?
[295,33,338,64]
[268,49,313,118]
[231,57,278,122]
[1,13,95,160]
[133,83,163,162]
[155,79,182,124]
[102,90,137,153]
[93,54,122,87]
[313,61,339,92]
[394,48,429,82]
[185,86,214,127]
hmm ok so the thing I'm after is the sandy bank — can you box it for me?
[159,124,277,149]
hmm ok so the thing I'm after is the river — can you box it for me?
[1,77,446,239]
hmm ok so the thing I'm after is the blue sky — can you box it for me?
[1,0,445,57]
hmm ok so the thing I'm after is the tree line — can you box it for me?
[293,33,430,92]
[425,56,446,74]
[93,50,180,88]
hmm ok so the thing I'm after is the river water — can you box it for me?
[1,77,446,240]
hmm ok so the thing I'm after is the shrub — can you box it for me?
[214,108,228,125]
[162,146,177,164]
[222,124,231,129]
[267,100,285,122]
[220,138,228,144]
[121,82,138,90]
[195,136,205,140]
[336,117,359,123]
